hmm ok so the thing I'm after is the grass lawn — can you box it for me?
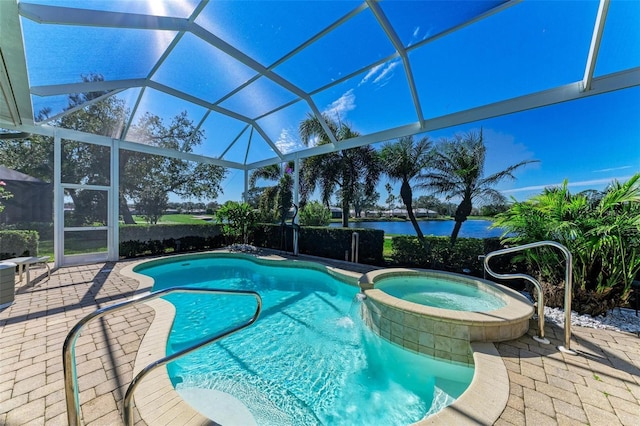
[383,235,397,262]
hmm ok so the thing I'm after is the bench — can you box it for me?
[0,256,51,286]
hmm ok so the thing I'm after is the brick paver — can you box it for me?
[495,314,640,425]
[1,254,639,425]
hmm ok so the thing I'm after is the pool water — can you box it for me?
[138,255,474,425]
[376,276,506,312]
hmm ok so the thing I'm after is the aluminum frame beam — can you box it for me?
[0,0,34,126]
[582,0,610,92]
[2,122,245,169]
[246,67,640,169]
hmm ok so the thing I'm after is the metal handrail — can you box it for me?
[483,241,575,354]
[63,287,262,426]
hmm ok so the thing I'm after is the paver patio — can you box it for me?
[1,255,639,425]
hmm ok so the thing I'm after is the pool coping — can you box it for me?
[120,251,510,425]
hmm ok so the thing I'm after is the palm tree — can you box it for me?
[418,130,537,245]
[380,135,432,248]
[249,161,294,226]
[299,114,381,227]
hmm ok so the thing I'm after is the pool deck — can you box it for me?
[1,254,639,425]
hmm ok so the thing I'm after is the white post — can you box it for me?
[109,138,119,261]
[293,157,300,256]
[243,169,249,203]
[53,134,63,268]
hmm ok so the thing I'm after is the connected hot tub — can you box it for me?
[359,268,534,364]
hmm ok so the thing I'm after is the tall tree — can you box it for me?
[384,183,396,215]
[123,111,226,223]
[299,114,381,227]
[380,135,432,247]
[346,183,380,218]
[0,74,226,224]
[249,161,295,225]
[418,130,536,245]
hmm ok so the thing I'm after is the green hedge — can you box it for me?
[390,236,519,278]
[0,230,39,260]
[1,222,53,241]
[253,224,384,265]
[119,223,224,258]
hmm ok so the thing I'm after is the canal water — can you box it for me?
[328,219,504,238]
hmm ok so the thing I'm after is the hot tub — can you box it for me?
[359,268,534,364]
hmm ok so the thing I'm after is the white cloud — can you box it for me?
[359,64,384,86]
[413,26,420,39]
[592,165,632,173]
[501,176,634,194]
[275,127,302,153]
[323,89,356,121]
[373,61,400,86]
[359,59,401,88]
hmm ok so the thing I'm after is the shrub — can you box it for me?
[215,201,257,245]
[390,236,483,275]
[1,222,53,240]
[299,201,330,226]
[493,174,640,315]
[119,223,224,257]
[0,230,39,259]
[389,235,519,280]
[253,224,384,265]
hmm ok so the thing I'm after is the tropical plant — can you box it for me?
[299,201,331,226]
[215,201,257,245]
[299,114,381,227]
[418,130,536,245]
[0,180,13,213]
[249,161,295,225]
[380,135,433,249]
[493,174,640,315]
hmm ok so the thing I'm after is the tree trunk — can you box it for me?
[450,196,473,245]
[400,180,428,253]
[119,195,136,224]
[341,199,349,227]
[450,220,463,246]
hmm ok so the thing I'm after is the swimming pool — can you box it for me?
[135,253,474,425]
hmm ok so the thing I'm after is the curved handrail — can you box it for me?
[483,241,574,353]
[63,287,262,426]
[483,253,548,344]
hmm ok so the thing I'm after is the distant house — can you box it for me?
[0,166,53,224]
[383,208,438,219]
[329,206,342,219]
[414,208,438,218]
[385,208,407,218]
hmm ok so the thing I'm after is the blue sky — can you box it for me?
[212,0,640,205]
[220,85,640,205]
[20,0,640,206]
